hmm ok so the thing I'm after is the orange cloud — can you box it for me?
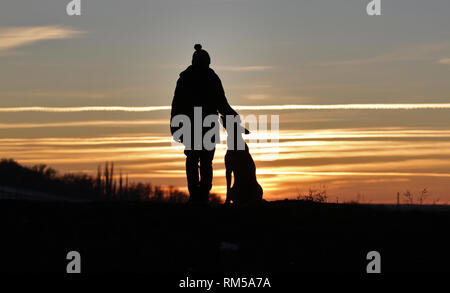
[437,58,450,64]
[0,26,83,53]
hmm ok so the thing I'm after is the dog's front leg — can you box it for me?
[225,168,232,205]
[225,191,231,205]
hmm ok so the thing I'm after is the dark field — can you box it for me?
[1,200,449,273]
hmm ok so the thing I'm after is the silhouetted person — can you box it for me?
[220,116,263,205]
[171,44,238,204]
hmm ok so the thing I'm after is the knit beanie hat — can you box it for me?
[192,44,211,67]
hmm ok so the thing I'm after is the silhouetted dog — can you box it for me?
[220,116,263,205]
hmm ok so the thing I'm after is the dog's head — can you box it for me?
[220,115,250,134]
[220,115,250,151]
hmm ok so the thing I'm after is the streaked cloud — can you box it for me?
[244,94,269,101]
[3,90,106,99]
[437,58,450,64]
[0,119,167,129]
[235,104,450,110]
[163,65,272,72]
[0,106,170,113]
[0,25,83,53]
[321,42,450,66]
[215,65,272,72]
[2,103,450,113]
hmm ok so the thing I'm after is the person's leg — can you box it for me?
[199,148,215,202]
[184,150,201,202]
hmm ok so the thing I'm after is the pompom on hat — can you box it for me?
[192,44,211,67]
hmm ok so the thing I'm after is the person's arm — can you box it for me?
[215,76,238,117]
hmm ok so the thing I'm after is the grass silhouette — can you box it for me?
[0,159,199,202]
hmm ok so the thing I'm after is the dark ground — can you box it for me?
[1,199,449,273]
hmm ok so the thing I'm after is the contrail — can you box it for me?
[1,104,450,113]
[0,106,170,112]
[235,104,450,110]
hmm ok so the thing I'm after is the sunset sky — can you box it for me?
[1,0,449,202]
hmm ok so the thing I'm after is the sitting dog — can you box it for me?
[220,116,263,205]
